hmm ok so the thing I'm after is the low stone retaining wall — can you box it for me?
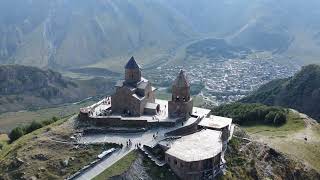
[165,116,202,136]
[84,127,148,134]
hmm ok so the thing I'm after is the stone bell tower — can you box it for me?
[168,70,193,118]
[125,56,141,84]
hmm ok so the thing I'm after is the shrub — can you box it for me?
[41,116,59,126]
[213,103,288,126]
[265,111,278,124]
[273,112,287,125]
[42,119,54,126]
[8,117,59,143]
[52,116,59,122]
[25,121,43,134]
[9,127,25,142]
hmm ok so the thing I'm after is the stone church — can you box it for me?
[111,56,158,116]
[111,56,193,118]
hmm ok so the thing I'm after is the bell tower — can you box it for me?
[125,56,141,84]
[171,70,191,102]
[168,70,193,118]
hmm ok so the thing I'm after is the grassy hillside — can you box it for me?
[222,128,320,179]
[241,64,320,121]
[0,116,119,180]
[212,102,320,172]
[185,38,251,61]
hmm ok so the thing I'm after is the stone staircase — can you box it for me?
[139,145,166,167]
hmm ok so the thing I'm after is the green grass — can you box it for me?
[276,141,320,172]
[0,134,8,143]
[0,134,8,152]
[242,110,320,172]
[93,151,138,180]
[244,111,304,137]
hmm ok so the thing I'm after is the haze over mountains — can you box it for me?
[1,0,320,70]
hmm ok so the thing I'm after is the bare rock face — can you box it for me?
[9,157,25,169]
[61,159,69,167]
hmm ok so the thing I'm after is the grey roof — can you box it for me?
[199,115,232,129]
[166,129,222,162]
[125,56,140,69]
[173,70,190,87]
[137,81,148,90]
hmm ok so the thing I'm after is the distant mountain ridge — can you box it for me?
[1,0,320,69]
[241,64,320,121]
[0,0,194,69]
[0,65,114,113]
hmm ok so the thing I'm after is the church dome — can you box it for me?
[125,56,140,69]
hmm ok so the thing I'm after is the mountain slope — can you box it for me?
[0,0,194,69]
[0,65,114,113]
[1,0,320,69]
[241,64,320,121]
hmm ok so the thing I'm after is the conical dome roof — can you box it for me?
[125,56,140,69]
[173,70,190,87]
